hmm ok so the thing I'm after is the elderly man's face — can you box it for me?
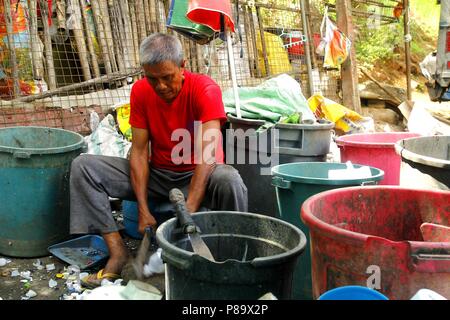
[143,61,185,103]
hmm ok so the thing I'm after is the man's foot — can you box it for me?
[80,269,121,289]
[81,253,129,289]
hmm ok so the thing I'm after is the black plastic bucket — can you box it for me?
[156,211,307,300]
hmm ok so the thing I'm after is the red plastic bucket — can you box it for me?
[301,186,450,300]
[336,132,420,185]
[186,0,235,32]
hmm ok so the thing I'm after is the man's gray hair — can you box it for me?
[139,33,184,67]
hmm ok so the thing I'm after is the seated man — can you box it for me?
[70,33,248,288]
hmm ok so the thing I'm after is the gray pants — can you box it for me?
[70,154,248,234]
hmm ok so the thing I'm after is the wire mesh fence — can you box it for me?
[0,0,346,133]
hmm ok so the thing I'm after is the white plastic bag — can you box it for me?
[143,248,165,277]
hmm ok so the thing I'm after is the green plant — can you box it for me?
[356,23,403,65]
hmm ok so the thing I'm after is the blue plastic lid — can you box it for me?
[318,286,389,300]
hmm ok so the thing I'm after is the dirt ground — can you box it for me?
[0,231,165,300]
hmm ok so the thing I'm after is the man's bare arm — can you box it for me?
[185,119,222,213]
[130,127,157,233]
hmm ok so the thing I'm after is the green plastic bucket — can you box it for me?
[0,126,85,257]
[271,162,384,299]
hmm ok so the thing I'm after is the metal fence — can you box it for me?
[0,0,344,133]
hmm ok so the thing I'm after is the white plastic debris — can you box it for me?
[11,269,20,277]
[0,258,11,267]
[33,259,44,270]
[45,264,56,271]
[89,110,100,132]
[258,292,278,300]
[100,279,114,287]
[67,265,80,274]
[79,272,89,279]
[83,285,126,300]
[49,279,58,288]
[419,51,436,82]
[25,290,37,298]
[411,289,447,300]
[65,281,83,294]
[20,271,32,281]
[328,161,372,180]
[119,280,163,300]
[143,248,165,277]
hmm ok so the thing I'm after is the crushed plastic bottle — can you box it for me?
[49,279,58,288]
[20,271,32,280]
[45,264,56,271]
[25,290,37,298]
[0,258,11,267]
[33,259,44,270]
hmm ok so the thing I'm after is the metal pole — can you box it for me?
[225,18,242,118]
[403,0,412,102]
[300,0,315,97]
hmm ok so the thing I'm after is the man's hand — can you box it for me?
[138,207,157,234]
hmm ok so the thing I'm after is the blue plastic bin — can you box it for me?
[48,235,109,270]
[318,286,389,300]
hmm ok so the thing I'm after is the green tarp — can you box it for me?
[223,74,315,123]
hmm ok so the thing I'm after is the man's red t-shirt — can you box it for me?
[129,71,226,172]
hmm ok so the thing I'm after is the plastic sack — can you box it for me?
[320,11,351,68]
[113,101,132,141]
[308,94,368,134]
[223,74,315,123]
[84,114,132,158]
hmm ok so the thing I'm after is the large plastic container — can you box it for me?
[318,285,389,300]
[271,162,384,300]
[395,135,450,189]
[226,114,334,216]
[0,126,85,257]
[301,186,450,300]
[336,132,420,185]
[156,211,307,300]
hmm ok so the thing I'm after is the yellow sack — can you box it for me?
[308,94,363,133]
[115,102,132,141]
